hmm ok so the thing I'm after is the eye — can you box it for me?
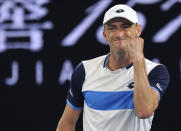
[121,24,132,29]
[108,26,115,30]
[122,25,129,29]
[108,27,114,30]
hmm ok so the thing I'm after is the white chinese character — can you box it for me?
[0,0,53,53]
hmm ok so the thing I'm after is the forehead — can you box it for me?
[105,17,133,26]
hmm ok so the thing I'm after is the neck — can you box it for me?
[107,51,132,71]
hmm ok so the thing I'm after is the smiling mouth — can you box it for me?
[113,37,127,41]
[113,36,129,41]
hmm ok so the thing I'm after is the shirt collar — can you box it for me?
[103,53,133,69]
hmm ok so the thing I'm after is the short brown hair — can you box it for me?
[104,17,134,28]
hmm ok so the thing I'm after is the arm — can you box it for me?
[56,104,82,131]
[127,31,159,118]
[127,25,169,118]
[133,56,159,118]
[57,62,85,130]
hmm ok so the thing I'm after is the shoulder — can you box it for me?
[73,54,107,77]
[148,66,169,97]
[144,58,169,76]
[145,59,170,95]
[145,58,160,73]
[148,63,169,82]
[71,62,85,83]
[144,58,168,75]
[82,54,107,71]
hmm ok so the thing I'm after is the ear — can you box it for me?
[103,30,107,41]
[136,24,142,37]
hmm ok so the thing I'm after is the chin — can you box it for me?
[117,49,125,54]
[116,44,126,51]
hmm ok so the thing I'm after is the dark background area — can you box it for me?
[0,0,180,131]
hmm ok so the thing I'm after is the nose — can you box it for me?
[115,28,127,39]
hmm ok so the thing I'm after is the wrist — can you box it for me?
[132,54,144,63]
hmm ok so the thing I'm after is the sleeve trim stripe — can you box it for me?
[151,86,160,101]
[66,99,82,110]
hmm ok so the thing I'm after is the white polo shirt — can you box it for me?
[67,54,169,131]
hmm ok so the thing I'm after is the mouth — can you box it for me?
[113,37,127,41]
[112,36,128,41]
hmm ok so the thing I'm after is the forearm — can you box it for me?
[56,104,81,131]
[56,121,75,131]
[133,56,155,118]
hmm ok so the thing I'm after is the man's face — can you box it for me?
[103,18,141,54]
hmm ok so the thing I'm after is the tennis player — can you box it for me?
[56,4,169,131]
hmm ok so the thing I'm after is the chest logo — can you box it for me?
[127,82,134,89]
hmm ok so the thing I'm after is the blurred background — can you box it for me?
[0,0,180,130]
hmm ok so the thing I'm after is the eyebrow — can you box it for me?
[106,23,132,28]
[107,24,116,27]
